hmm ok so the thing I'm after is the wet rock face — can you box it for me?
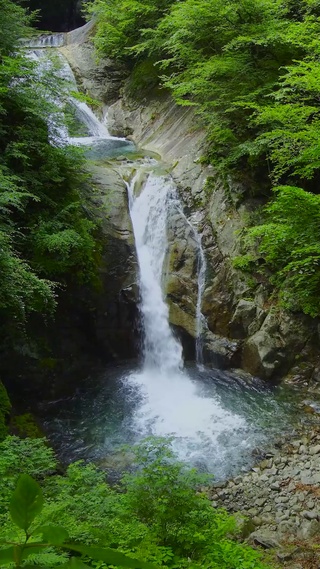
[105,93,320,379]
[165,209,199,339]
[28,0,85,32]
[61,23,127,105]
[87,165,139,360]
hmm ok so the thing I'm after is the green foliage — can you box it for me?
[237,186,320,316]
[10,474,44,531]
[126,60,161,98]
[0,0,101,351]
[0,437,270,569]
[10,413,44,439]
[0,381,11,441]
[0,436,57,484]
[1,473,155,568]
[85,0,175,63]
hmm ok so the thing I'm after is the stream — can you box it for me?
[27,41,315,480]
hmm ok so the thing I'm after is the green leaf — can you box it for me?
[37,524,69,545]
[21,544,48,559]
[9,474,44,531]
[0,546,14,564]
[64,544,158,569]
[59,558,91,569]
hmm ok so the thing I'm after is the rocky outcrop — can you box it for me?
[108,96,320,381]
[88,165,138,359]
[165,209,199,339]
[1,164,139,401]
[62,22,127,105]
[62,23,320,383]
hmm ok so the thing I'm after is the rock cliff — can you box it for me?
[61,23,320,384]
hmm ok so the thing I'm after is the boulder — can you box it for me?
[248,530,279,549]
[229,300,266,339]
[297,519,320,540]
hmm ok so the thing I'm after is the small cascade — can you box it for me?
[69,101,111,139]
[22,34,65,49]
[28,48,133,156]
[195,237,207,366]
[170,197,208,365]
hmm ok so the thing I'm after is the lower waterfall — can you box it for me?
[126,171,246,466]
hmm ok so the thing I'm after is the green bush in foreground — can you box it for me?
[0,436,270,569]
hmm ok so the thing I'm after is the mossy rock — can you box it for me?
[10,413,44,439]
[0,381,11,416]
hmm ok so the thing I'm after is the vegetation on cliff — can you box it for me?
[0,0,99,354]
[88,0,320,317]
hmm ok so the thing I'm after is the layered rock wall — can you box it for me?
[62,23,320,384]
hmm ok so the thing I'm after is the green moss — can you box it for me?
[127,60,161,98]
[10,413,44,439]
[0,381,11,442]
[39,357,58,370]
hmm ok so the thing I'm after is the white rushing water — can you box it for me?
[27,47,131,156]
[126,173,246,466]
[129,173,183,373]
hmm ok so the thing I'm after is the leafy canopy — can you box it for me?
[89,0,320,317]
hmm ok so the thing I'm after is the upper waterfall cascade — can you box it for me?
[23,34,65,48]
[28,46,132,157]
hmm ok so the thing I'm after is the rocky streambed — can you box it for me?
[208,424,320,567]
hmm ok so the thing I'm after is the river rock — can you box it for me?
[233,512,256,538]
[297,519,320,539]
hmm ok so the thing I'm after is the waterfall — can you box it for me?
[28,49,133,156]
[128,173,183,373]
[28,39,288,477]
[196,238,207,366]
[126,172,245,466]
